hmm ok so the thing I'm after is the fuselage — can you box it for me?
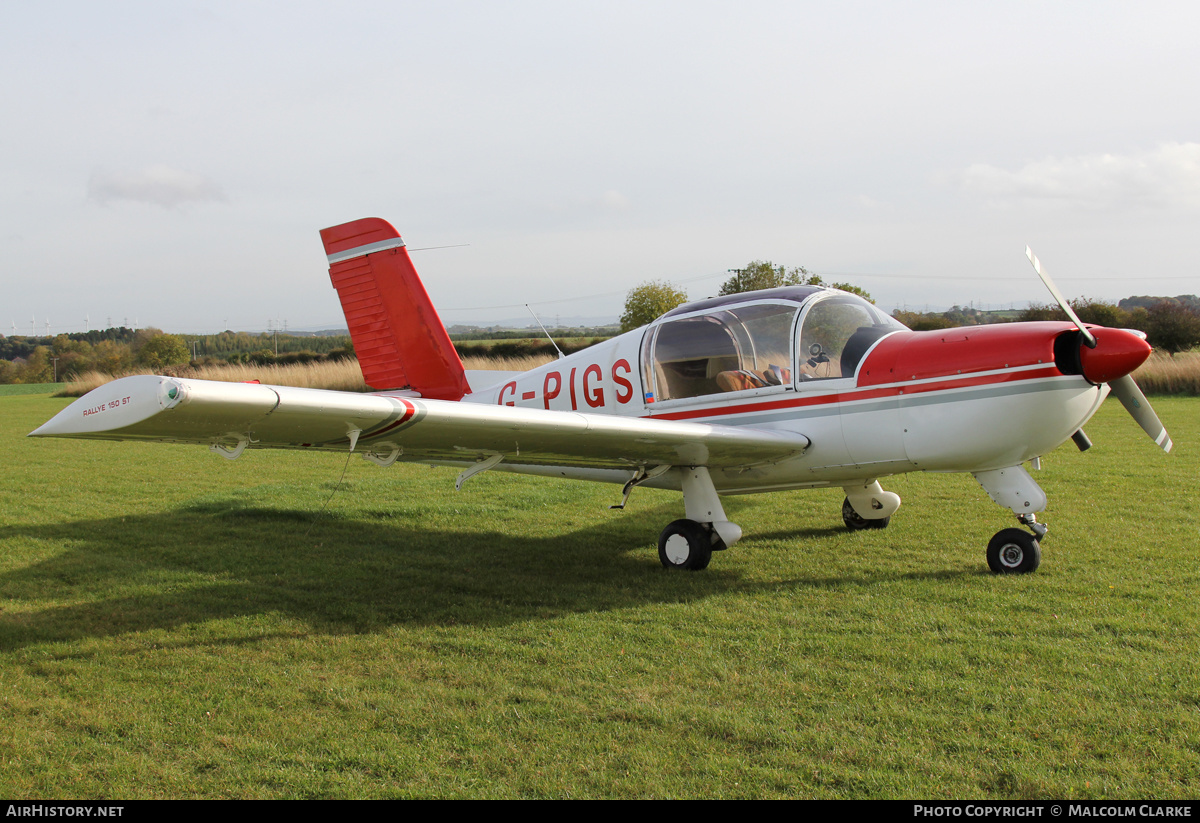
[460,287,1122,494]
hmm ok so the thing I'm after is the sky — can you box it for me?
[3,1,1199,334]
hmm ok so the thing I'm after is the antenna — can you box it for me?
[526,304,565,359]
[408,243,470,252]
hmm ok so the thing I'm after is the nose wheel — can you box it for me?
[986,528,1042,574]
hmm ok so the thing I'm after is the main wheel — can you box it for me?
[986,528,1042,574]
[842,497,890,530]
[658,519,713,571]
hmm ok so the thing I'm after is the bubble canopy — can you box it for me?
[643,288,906,403]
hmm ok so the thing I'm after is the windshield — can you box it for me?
[797,294,907,381]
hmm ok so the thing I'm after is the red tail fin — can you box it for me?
[320,218,469,400]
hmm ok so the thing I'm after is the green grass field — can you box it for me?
[0,383,64,397]
[2,393,1197,798]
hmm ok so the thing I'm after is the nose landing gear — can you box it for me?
[974,466,1049,575]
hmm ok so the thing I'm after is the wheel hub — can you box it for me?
[664,533,691,565]
[999,544,1024,568]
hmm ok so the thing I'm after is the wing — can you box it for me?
[31,375,810,471]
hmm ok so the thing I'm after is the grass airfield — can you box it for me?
[1,392,1197,798]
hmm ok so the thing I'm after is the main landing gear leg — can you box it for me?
[973,466,1048,574]
[658,467,741,571]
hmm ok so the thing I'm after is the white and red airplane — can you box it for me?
[31,218,1173,573]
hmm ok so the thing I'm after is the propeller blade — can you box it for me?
[1109,374,1173,452]
[1026,246,1097,347]
[1025,248,1172,454]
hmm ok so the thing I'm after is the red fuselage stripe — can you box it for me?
[645,366,1064,421]
[327,398,417,445]
[368,398,417,438]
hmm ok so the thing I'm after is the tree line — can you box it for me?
[895,296,1200,355]
[0,328,355,385]
[7,278,1197,386]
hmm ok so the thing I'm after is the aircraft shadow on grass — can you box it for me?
[0,497,974,651]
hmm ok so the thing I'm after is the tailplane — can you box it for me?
[321,218,470,400]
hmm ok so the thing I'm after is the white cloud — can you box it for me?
[87,164,226,208]
[961,143,1200,209]
[544,189,632,220]
[597,189,630,210]
[853,194,888,210]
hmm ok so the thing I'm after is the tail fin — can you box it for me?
[320,218,470,400]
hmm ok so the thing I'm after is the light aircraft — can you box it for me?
[31,218,1173,573]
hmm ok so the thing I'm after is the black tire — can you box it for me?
[986,528,1042,574]
[658,519,713,571]
[842,497,890,530]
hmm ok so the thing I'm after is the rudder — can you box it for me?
[321,218,470,400]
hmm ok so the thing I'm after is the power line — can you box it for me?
[442,270,731,312]
[816,271,1199,282]
[440,264,1193,314]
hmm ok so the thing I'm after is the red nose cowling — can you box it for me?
[1078,327,1152,384]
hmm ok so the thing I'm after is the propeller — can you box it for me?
[1026,246,1173,453]
[1110,373,1173,452]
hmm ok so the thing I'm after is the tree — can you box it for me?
[719,261,816,295]
[720,260,873,303]
[136,333,190,371]
[1018,298,1127,327]
[1145,301,1200,356]
[825,281,874,303]
[92,339,134,375]
[620,281,688,332]
[19,346,54,384]
[891,310,960,331]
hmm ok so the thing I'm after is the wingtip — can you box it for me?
[27,375,182,440]
[27,411,84,438]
